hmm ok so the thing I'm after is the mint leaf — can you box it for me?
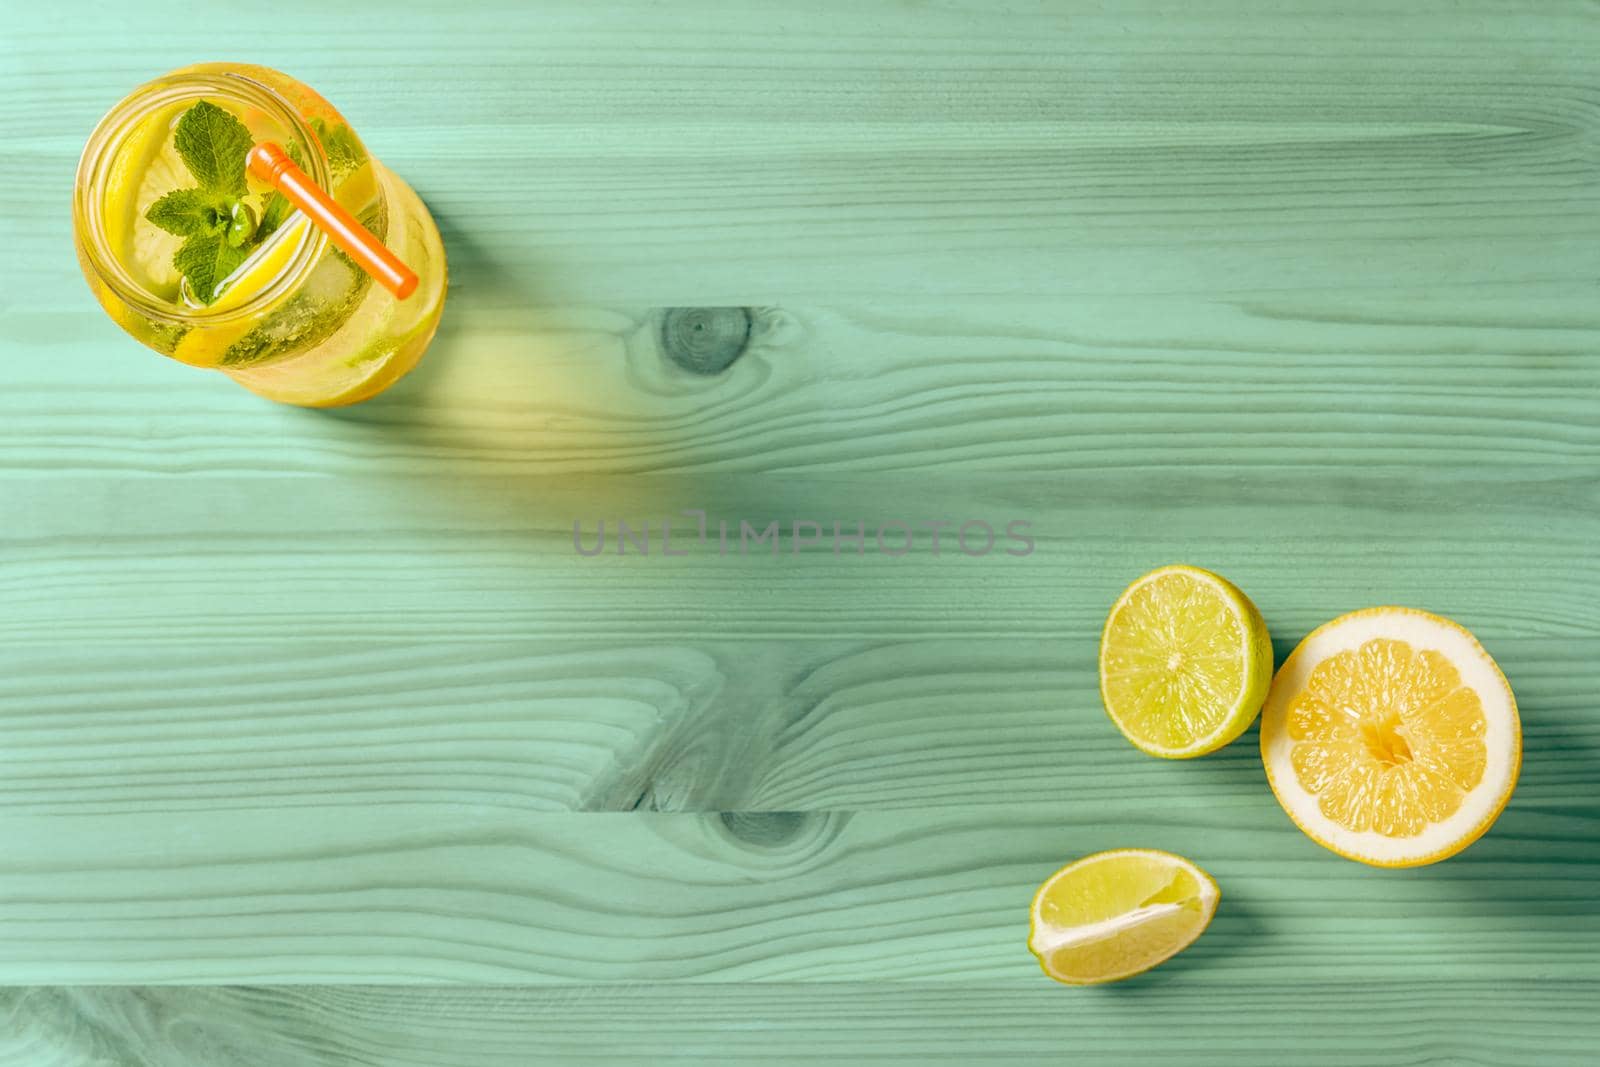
[146,188,228,237]
[174,231,249,305]
[256,140,306,240]
[257,191,294,240]
[174,100,253,196]
[309,116,366,173]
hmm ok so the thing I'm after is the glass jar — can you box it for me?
[73,64,447,406]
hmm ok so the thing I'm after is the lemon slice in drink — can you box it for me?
[1098,565,1273,758]
[1260,607,1520,867]
[1028,849,1219,985]
[100,104,191,297]
[170,214,315,367]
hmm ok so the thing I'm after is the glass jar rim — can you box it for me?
[74,69,332,327]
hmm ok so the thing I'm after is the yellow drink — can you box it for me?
[73,64,446,406]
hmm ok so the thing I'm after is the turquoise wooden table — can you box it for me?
[2,1,1599,1063]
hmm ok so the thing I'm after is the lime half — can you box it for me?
[1098,565,1272,758]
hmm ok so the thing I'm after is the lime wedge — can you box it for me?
[1029,849,1219,985]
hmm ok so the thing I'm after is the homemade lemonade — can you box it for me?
[73,64,446,406]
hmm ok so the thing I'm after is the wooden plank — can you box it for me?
[0,803,1595,984]
[1,298,1595,477]
[6,982,1600,1066]
[1,472,1594,644]
[1,637,1594,815]
[5,2,1598,305]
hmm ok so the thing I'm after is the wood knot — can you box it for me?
[718,811,814,848]
[659,307,752,375]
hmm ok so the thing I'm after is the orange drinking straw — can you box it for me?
[247,142,419,300]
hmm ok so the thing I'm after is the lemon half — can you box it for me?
[1098,565,1273,758]
[1028,849,1219,985]
[1260,607,1520,867]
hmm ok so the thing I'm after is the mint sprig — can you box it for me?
[173,99,253,195]
[146,187,226,235]
[144,100,294,305]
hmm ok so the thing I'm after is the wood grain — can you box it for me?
[5,1,1599,305]
[1,637,1596,816]
[6,983,1600,1066]
[2,299,1596,477]
[1,472,1596,643]
[1,803,1596,983]
[2,0,1598,1060]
